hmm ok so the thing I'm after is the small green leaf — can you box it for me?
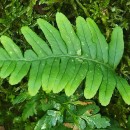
[9,61,30,85]
[109,26,124,69]
[0,36,23,58]
[116,77,130,105]
[0,61,15,78]
[37,18,67,54]
[22,100,37,120]
[21,26,52,57]
[56,12,81,55]
[65,60,88,96]
[86,18,108,63]
[28,61,45,96]
[34,110,63,130]
[76,117,86,130]
[76,16,96,58]
[82,113,110,129]
[84,63,102,99]
[12,92,30,105]
[99,67,116,106]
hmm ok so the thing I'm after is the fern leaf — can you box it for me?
[56,12,81,55]
[52,57,70,93]
[84,63,102,99]
[34,110,63,130]
[82,113,110,129]
[76,16,96,58]
[22,99,37,120]
[0,61,15,78]
[37,18,67,54]
[46,58,60,92]
[86,18,108,63]
[12,92,30,105]
[21,26,52,56]
[28,61,45,96]
[9,61,30,85]
[65,60,88,96]
[108,26,124,69]
[42,59,55,93]
[116,77,130,104]
[0,12,129,106]
[54,58,76,94]
[99,67,116,106]
[0,36,23,58]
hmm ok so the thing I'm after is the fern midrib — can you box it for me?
[0,54,114,71]
[113,31,118,68]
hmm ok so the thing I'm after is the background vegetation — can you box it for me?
[0,0,130,129]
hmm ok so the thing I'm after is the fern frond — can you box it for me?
[0,12,129,106]
[22,99,37,120]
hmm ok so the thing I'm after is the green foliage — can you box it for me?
[35,110,63,130]
[11,93,111,130]
[12,92,30,105]
[22,99,37,121]
[0,0,130,130]
[0,12,129,107]
[81,114,110,129]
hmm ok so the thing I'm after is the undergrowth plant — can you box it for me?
[12,92,111,130]
[0,12,130,107]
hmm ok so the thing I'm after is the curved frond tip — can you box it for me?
[0,12,129,106]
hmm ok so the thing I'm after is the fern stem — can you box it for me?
[0,55,114,71]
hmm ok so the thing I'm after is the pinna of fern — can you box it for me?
[0,12,130,106]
